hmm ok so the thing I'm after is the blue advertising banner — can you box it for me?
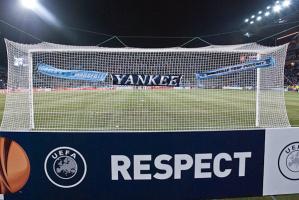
[195,57,275,80]
[0,130,265,200]
[37,64,108,82]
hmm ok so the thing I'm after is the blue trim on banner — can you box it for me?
[37,64,108,82]
[1,130,265,200]
[196,57,275,80]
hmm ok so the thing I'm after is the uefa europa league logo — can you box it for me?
[0,137,30,194]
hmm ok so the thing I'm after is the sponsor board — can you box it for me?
[2,128,299,199]
[111,74,182,87]
[263,128,299,196]
[37,64,108,82]
[196,57,275,80]
[0,130,264,200]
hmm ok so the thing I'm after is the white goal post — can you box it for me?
[1,39,290,131]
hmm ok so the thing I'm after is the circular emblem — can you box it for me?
[0,137,30,194]
[44,147,87,188]
[278,142,299,180]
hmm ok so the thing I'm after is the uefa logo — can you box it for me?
[278,142,299,180]
[44,147,87,188]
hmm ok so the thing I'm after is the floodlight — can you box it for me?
[278,18,285,23]
[251,15,255,19]
[250,21,254,24]
[282,0,291,7]
[276,1,280,4]
[265,11,270,16]
[244,32,251,37]
[19,0,61,27]
[256,16,262,21]
[244,18,249,23]
[273,4,282,12]
[267,6,271,9]
[20,0,38,9]
[258,11,263,14]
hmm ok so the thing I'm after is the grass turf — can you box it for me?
[0,91,298,199]
[16,89,294,131]
[32,89,257,131]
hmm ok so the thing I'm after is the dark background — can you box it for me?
[0,0,299,71]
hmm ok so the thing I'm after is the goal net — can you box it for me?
[1,39,290,131]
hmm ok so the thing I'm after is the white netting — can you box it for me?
[1,39,290,131]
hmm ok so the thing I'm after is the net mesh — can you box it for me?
[1,39,290,131]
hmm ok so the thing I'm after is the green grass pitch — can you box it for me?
[0,91,298,199]
[29,89,297,131]
[32,89,258,131]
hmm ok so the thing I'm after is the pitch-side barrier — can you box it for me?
[0,128,298,200]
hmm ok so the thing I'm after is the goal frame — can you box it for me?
[2,39,290,132]
[25,48,278,131]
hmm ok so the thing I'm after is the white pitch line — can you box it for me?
[271,196,277,200]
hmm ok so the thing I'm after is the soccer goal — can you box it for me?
[1,39,290,131]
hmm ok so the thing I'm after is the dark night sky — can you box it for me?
[0,0,299,68]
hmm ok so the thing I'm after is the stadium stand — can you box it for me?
[285,33,299,90]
